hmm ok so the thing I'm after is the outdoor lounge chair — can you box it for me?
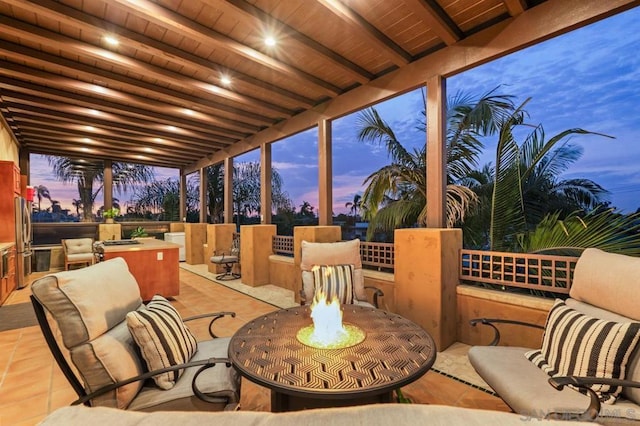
[61,238,95,270]
[210,233,240,281]
[468,248,640,424]
[30,257,240,412]
[300,239,383,308]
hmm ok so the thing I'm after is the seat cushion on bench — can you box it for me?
[468,346,640,420]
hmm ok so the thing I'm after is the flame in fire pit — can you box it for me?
[296,291,365,349]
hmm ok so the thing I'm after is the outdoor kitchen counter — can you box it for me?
[96,238,180,300]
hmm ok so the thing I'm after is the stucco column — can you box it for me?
[394,228,462,351]
[241,224,277,287]
[293,226,341,302]
[184,223,207,264]
[206,224,237,274]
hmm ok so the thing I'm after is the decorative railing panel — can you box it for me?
[459,249,579,294]
[360,241,394,272]
[272,235,294,256]
[271,236,395,272]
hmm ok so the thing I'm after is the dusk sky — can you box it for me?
[31,6,640,217]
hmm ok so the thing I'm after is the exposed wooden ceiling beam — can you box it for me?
[405,0,463,45]
[223,0,373,84]
[0,17,292,120]
[0,42,273,129]
[20,133,204,163]
[27,144,188,168]
[0,72,261,140]
[315,0,412,66]
[1,89,248,143]
[1,0,318,110]
[109,0,342,96]
[5,105,231,150]
[12,116,226,151]
[504,0,527,16]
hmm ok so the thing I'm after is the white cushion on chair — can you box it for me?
[300,239,366,302]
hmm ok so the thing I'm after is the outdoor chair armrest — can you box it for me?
[364,286,384,308]
[183,312,236,339]
[546,376,640,422]
[72,357,237,407]
[469,318,545,346]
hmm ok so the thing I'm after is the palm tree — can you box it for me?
[131,178,198,220]
[299,201,315,217]
[485,99,612,251]
[517,208,640,256]
[34,185,51,211]
[356,88,516,238]
[230,162,291,229]
[345,194,362,220]
[71,199,83,217]
[47,157,154,221]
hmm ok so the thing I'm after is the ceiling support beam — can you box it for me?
[318,119,332,226]
[405,0,462,45]
[224,157,234,225]
[316,0,412,66]
[260,144,272,224]
[199,167,208,223]
[425,75,446,228]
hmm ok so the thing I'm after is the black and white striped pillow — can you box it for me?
[312,264,354,304]
[126,295,198,390]
[526,299,640,404]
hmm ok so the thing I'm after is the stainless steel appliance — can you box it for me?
[15,196,32,288]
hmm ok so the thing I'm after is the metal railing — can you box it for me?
[271,236,395,272]
[459,249,579,295]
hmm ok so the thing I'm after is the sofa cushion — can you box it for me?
[312,264,354,304]
[127,295,198,390]
[525,299,640,404]
[301,239,366,302]
[570,248,640,321]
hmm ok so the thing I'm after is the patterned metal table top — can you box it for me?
[229,305,436,399]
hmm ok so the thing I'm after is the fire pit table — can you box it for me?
[228,305,436,412]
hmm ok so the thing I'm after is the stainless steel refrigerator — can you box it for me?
[14,196,32,288]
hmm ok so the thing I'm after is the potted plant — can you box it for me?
[130,226,149,239]
[103,207,119,224]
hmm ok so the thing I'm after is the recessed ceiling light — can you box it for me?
[167,125,178,132]
[182,108,195,116]
[153,138,164,143]
[88,109,101,116]
[221,75,232,86]
[104,35,119,46]
[144,147,153,152]
[265,36,276,47]
[85,126,96,132]
[82,138,93,142]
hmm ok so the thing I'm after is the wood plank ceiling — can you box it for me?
[0,0,547,169]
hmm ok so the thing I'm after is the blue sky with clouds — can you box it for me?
[31,6,640,216]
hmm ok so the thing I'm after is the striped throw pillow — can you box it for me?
[126,295,198,390]
[526,299,640,404]
[312,264,354,304]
